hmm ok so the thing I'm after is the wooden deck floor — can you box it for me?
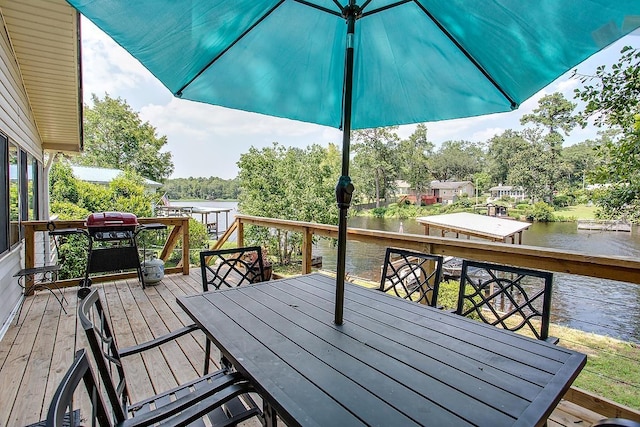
[0,271,610,426]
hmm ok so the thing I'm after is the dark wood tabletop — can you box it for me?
[177,273,586,427]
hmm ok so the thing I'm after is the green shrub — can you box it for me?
[371,207,387,218]
[437,279,480,320]
[552,194,572,208]
[524,202,555,222]
[56,234,89,281]
[436,279,460,310]
[50,201,91,220]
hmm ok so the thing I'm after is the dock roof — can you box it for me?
[416,212,531,243]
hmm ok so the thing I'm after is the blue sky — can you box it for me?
[80,18,639,180]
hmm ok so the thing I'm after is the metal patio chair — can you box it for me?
[200,246,265,373]
[379,248,444,307]
[455,260,557,343]
[45,349,256,427]
[200,246,266,290]
[77,289,261,426]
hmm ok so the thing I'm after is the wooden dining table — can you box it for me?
[177,273,586,427]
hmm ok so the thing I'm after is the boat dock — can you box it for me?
[155,205,232,236]
[577,219,632,232]
[416,212,532,244]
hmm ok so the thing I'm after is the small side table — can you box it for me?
[14,264,67,324]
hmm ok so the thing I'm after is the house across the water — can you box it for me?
[488,184,527,202]
[429,180,474,204]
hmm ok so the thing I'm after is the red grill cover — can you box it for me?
[86,212,139,231]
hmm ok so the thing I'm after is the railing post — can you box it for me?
[182,217,189,275]
[24,223,36,295]
[238,220,244,247]
[302,227,313,274]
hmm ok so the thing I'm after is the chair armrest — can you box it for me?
[119,323,200,357]
[122,373,252,427]
[545,336,560,345]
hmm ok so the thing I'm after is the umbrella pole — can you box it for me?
[335,2,358,325]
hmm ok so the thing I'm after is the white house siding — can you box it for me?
[0,19,46,332]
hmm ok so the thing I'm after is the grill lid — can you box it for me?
[86,212,139,231]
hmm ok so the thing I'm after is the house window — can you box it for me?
[9,143,20,247]
[0,134,7,254]
[0,142,38,252]
[27,153,38,220]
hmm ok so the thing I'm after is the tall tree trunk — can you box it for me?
[375,169,381,208]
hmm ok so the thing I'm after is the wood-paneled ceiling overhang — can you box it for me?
[1,0,82,153]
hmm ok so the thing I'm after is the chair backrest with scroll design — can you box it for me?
[200,246,265,290]
[456,260,555,342]
[379,248,444,307]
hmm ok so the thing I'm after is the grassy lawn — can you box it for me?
[554,204,598,220]
[554,324,640,409]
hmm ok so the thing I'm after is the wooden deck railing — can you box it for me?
[234,214,640,285]
[22,217,190,290]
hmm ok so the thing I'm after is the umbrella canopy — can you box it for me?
[67,0,640,323]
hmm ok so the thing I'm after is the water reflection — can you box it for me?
[314,216,640,343]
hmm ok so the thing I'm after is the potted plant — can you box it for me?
[247,247,272,282]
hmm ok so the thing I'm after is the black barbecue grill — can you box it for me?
[68,212,166,298]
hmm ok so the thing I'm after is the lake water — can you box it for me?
[174,201,640,343]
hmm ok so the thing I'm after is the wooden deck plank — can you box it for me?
[0,290,50,426]
[12,294,66,425]
[142,282,208,383]
[156,273,227,374]
[102,278,156,402]
[127,277,198,390]
[124,277,180,395]
[42,287,81,419]
[0,271,623,426]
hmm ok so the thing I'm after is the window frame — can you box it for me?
[0,134,7,254]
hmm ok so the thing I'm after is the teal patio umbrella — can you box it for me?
[66,0,640,324]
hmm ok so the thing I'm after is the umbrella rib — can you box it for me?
[175,0,286,97]
[294,0,343,16]
[361,0,411,17]
[413,0,518,109]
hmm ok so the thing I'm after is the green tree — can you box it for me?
[429,140,484,182]
[517,93,577,201]
[352,127,400,207]
[573,46,640,222]
[398,124,434,205]
[472,171,492,197]
[486,130,529,185]
[50,162,80,204]
[78,93,174,182]
[508,129,551,202]
[237,143,339,264]
[562,139,603,189]
[161,177,240,200]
